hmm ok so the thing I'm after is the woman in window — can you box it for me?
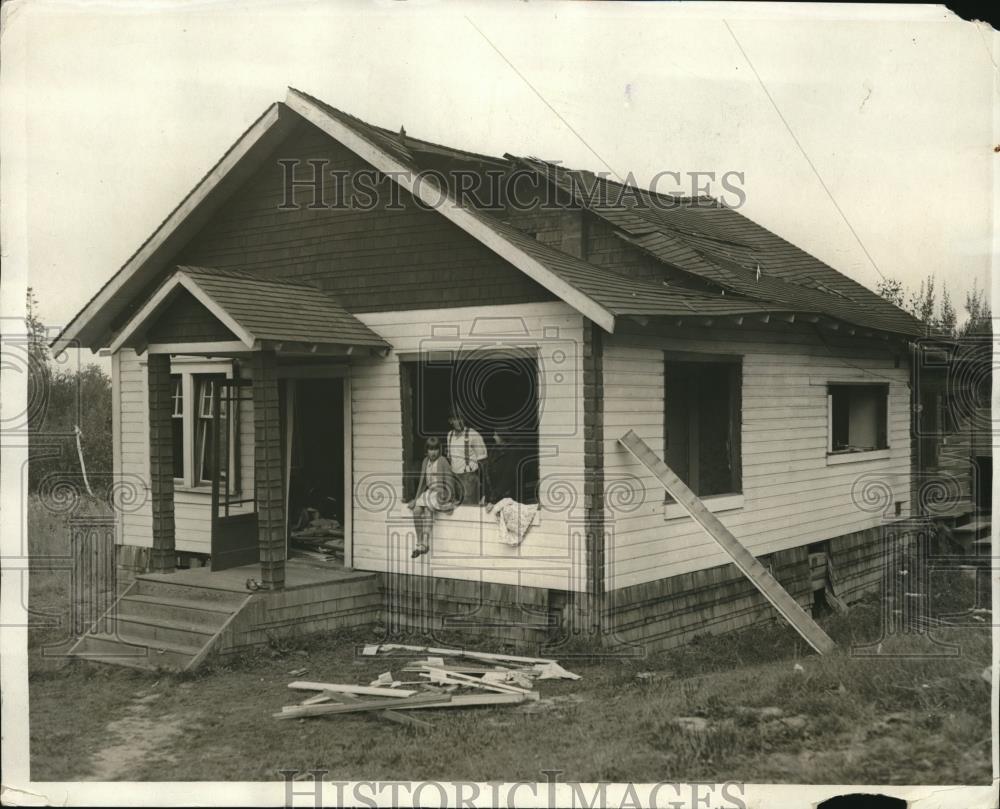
[406,437,458,558]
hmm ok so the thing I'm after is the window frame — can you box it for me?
[398,348,542,507]
[166,359,238,492]
[170,374,185,481]
[826,381,890,462]
[662,351,743,503]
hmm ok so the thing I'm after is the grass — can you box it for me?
[25,497,993,784]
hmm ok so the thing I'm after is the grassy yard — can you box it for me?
[26,499,993,784]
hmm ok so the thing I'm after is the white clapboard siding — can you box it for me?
[115,349,254,555]
[602,326,912,592]
[352,302,588,591]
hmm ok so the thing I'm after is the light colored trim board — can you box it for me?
[111,352,122,545]
[52,103,296,356]
[618,429,836,655]
[147,341,250,355]
[826,448,892,466]
[285,89,616,333]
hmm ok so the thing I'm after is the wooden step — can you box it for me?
[118,593,234,629]
[132,577,248,607]
[71,631,200,670]
[110,614,218,648]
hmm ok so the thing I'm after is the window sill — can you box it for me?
[664,493,744,521]
[826,448,891,466]
[173,484,213,495]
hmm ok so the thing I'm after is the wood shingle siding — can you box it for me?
[349,301,589,592]
[602,322,911,591]
[146,289,240,344]
[176,124,556,313]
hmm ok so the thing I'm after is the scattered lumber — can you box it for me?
[277,645,579,725]
[287,681,417,698]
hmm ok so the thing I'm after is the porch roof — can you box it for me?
[110,266,389,353]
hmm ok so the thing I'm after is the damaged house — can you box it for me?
[55,88,930,669]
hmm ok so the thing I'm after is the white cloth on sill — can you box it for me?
[492,497,539,546]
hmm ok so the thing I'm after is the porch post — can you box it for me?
[147,353,175,572]
[253,351,285,590]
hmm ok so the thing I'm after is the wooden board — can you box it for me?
[617,430,836,655]
[287,681,417,698]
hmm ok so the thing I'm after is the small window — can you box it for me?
[194,375,227,484]
[400,353,540,504]
[170,375,184,478]
[828,384,888,453]
[664,358,742,498]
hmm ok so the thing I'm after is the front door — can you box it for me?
[210,376,259,571]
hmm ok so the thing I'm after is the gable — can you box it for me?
[146,288,239,344]
[171,122,555,317]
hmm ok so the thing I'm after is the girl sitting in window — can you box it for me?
[406,436,458,558]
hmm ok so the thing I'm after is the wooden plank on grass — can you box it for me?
[276,693,446,720]
[287,681,417,698]
[618,430,837,656]
[276,691,525,719]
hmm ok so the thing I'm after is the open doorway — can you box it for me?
[285,378,346,565]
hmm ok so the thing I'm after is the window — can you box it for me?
[664,358,742,498]
[171,375,184,478]
[165,362,240,490]
[400,352,540,504]
[828,384,888,453]
[195,375,227,484]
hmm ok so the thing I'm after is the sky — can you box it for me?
[1,0,996,363]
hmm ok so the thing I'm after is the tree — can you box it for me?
[26,287,49,366]
[939,284,957,337]
[908,275,937,325]
[876,277,905,309]
[959,281,992,337]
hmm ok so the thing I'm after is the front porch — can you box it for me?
[68,556,381,671]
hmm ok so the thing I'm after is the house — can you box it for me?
[55,88,928,668]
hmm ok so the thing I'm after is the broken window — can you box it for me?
[400,352,540,504]
[664,358,742,497]
[828,384,888,453]
[170,375,184,478]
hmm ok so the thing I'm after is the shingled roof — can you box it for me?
[295,90,922,337]
[55,89,924,355]
[109,266,388,353]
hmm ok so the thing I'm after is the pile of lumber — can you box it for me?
[274,643,579,729]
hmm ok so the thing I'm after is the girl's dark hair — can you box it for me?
[425,436,442,451]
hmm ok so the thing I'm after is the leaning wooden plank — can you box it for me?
[287,681,417,698]
[370,643,555,666]
[618,430,837,656]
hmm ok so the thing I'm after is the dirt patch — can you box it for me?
[85,692,189,781]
